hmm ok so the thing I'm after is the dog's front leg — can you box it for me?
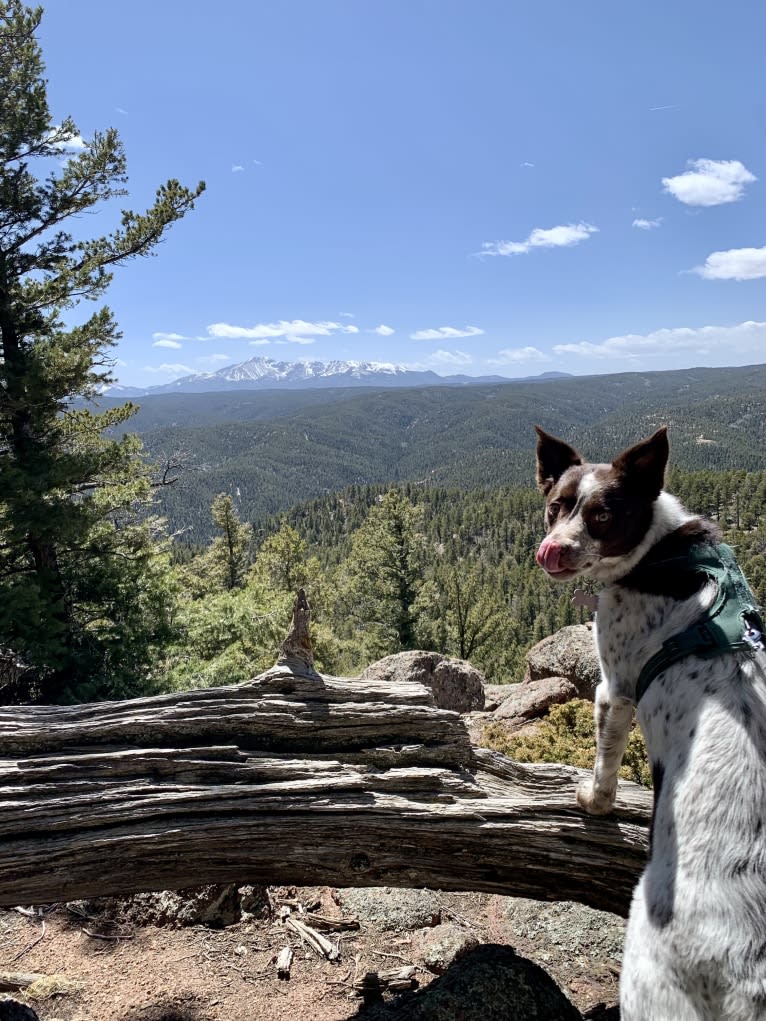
[577,680,634,815]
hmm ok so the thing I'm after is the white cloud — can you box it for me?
[410,325,484,341]
[553,320,766,360]
[692,246,766,281]
[489,346,551,365]
[372,324,395,336]
[48,127,86,151]
[340,311,355,318]
[479,222,598,257]
[143,362,194,375]
[232,164,245,173]
[153,331,187,343]
[207,319,359,343]
[153,338,183,350]
[662,158,756,207]
[429,349,472,366]
[520,161,535,168]
[115,107,129,116]
[632,217,663,230]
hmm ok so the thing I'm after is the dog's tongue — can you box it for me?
[536,537,563,573]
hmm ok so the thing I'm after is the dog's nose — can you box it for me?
[536,537,563,573]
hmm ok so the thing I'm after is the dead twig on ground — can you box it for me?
[0,971,45,991]
[81,928,134,942]
[276,945,293,979]
[324,967,352,987]
[65,902,95,921]
[353,965,418,996]
[371,950,413,965]
[285,916,340,961]
[307,913,360,932]
[12,919,45,961]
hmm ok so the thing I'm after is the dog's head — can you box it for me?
[534,426,670,581]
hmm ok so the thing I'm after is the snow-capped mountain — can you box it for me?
[100,356,524,396]
[180,357,424,389]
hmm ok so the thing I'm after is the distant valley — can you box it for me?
[102,361,766,539]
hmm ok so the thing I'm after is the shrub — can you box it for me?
[482,698,652,787]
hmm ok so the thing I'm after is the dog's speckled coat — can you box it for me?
[535,426,766,1021]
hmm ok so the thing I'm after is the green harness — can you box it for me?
[635,543,765,704]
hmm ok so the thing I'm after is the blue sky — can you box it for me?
[39,0,766,386]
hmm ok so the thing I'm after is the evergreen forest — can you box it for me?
[2,1,766,708]
[126,360,766,539]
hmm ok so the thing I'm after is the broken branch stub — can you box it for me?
[278,589,317,674]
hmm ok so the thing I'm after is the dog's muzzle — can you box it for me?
[536,537,564,573]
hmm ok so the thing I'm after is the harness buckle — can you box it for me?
[664,637,680,658]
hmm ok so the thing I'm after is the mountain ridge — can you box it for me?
[103,356,572,396]
[132,360,766,538]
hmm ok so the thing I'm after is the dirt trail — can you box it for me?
[0,887,622,1020]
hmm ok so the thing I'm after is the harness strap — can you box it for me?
[635,543,764,704]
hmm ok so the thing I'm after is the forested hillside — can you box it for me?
[129,362,766,539]
[157,467,766,695]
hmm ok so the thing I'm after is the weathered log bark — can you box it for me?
[0,604,652,916]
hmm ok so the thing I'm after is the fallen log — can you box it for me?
[0,593,652,916]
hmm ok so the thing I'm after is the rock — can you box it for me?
[0,1000,40,1021]
[504,897,625,963]
[492,676,578,726]
[359,943,581,1020]
[419,922,479,974]
[463,710,497,746]
[335,887,441,931]
[483,683,516,712]
[122,884,242,928]
[362,651,485,712]
[238,884,270,918]
[524,624,601,700]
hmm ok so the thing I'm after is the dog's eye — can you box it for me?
[595,510,611,523]
[549,501,561,517]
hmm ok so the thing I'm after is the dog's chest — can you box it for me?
[596,589,666,667]
[593,586,706,700]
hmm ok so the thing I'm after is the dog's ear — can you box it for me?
[612,427,669,497]
[534,426,582,495]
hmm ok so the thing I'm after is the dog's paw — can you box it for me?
[576,779,616,815]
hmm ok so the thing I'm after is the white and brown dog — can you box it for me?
[535,425,766,1021]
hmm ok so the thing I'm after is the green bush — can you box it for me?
[482,698,652,787]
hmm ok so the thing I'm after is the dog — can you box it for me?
[534,425,766,1021]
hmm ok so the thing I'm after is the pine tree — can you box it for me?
[338,490,426,658]
[254,523,309,593]
[208,494,252,591]
[0,1,204,700]
[416,561,505,663]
